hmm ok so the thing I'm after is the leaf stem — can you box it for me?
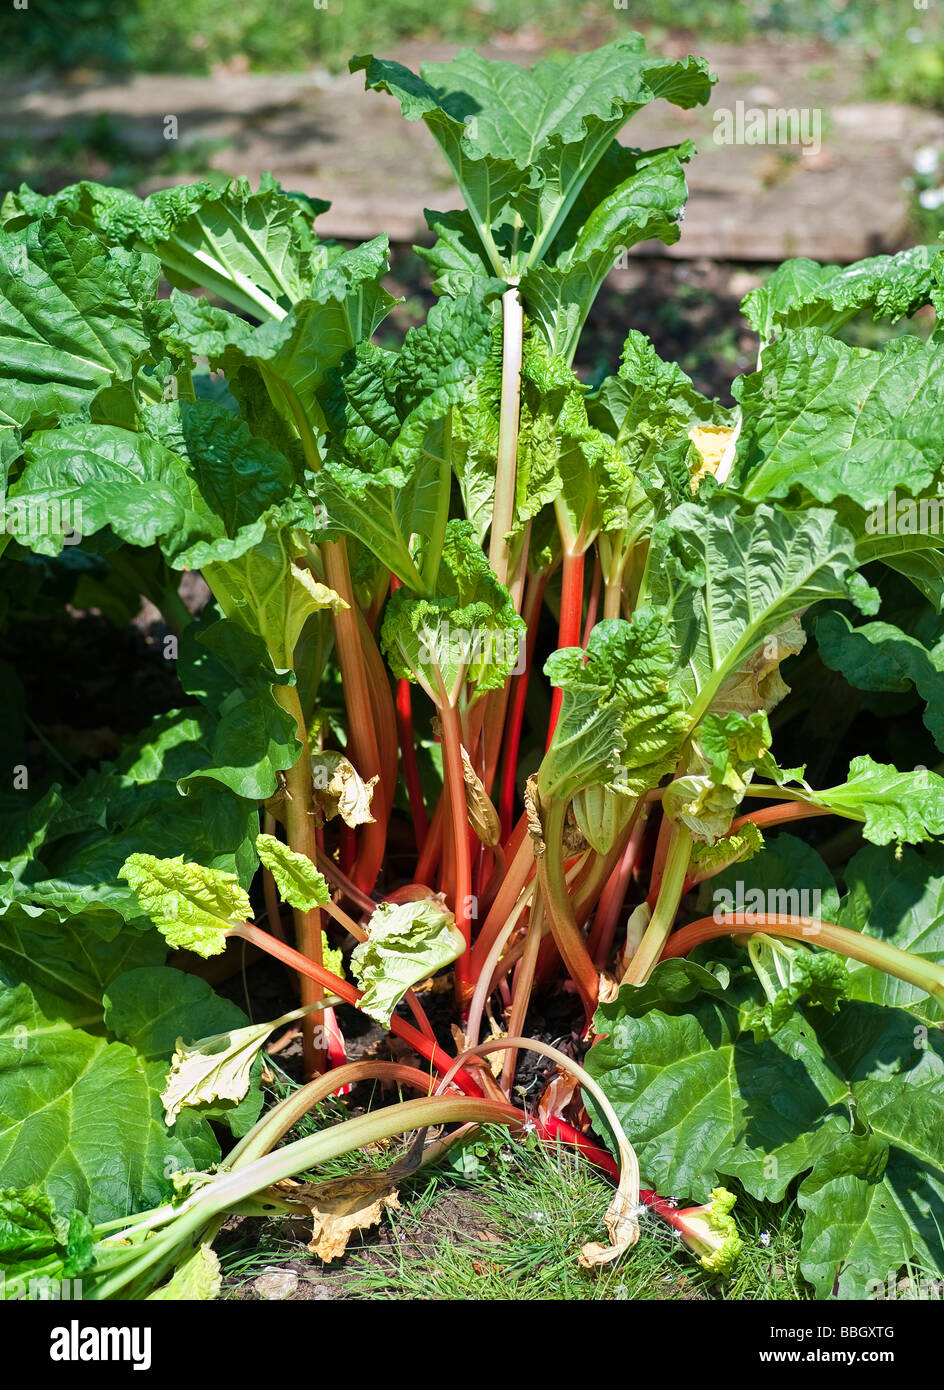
[623,823,692,985]
[489,284,523,588]
[662,913,944,1007]
[272,680,324,1076]
[546,548,586,747]
[536,796,599,1020]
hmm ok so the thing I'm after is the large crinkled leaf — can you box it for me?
[119,853,251,957]
[797,1133,944,1298]
[520,143,694,362]
[164,236,396,429]
[741,244,940,343]
[539,609,687,804]
[730,331,944,508]
[177,619,301,802]
[2,175,329,321]
[645,494,861,723]
[587,967,848,1204]
[351,899,465,1026]
[496,334,624,552]
[381,519,526,703]
[0,902,164,1027]
[8,711,258,928]
[314,292,493,589]
[815,608,944,752]
[766,755,944,847]
[586,968,944,1296]
[352,38,713,280]
[0,1186,95,1295]
[0,217,159,436]
[796,1010,944,1296]
[0,983,219,1223]
[839,842,944,1018]
[10,399,304,568]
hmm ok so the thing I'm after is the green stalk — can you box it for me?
[92,1096,520,1300]
[272,680,324,1076]
[623,822,693,985]
[421,409,453,594]
[489,283,523,588]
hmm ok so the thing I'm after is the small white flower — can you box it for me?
[907,27,925,43]
[758,1230,772,1248]
[919,187,944,211]
[913,146,940,176]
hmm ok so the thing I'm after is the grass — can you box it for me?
[216,1081,812,1301]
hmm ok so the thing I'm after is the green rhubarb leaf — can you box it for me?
[798,1133,944,1299]
[10,399,305,567]
[520,142,695,362]
[839,842,944,1018]
[702,832,842,923]
[159,1020,281,1126]
[767,755,944,847]
[586,971,944,1296]
[0,983,219,1222]
[689,822,764,879]
[204,525,345,668]
[741,244,940,343]
[351,899,465,1027]
[815,608,944,753]
[381,519,526,703]
[314,291,492,588]
[645,495,860,723]
[164,236,396,428]
[0,217,159,435]
[119,853,251,956]
[0,902,164,1026]
[0,1187,95,1297]
[2,175,329,320]
[663,711,771,844]
[539,609,687,805]
[177,619,302,802]
[254,834,330,912]
[7,709,258,921]
[102,965,264,1137]
[741,937,850,1041]
[730,331,944,508]
[352,38,712,281]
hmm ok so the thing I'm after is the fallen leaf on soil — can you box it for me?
[275,1171,402,1262]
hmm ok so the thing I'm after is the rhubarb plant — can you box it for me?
[1,30,944,1300]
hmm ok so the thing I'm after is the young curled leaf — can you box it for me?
[663,711,771,844]
[351,899,466,1026]
[742,936,850,1042]
[119,852,250,957]
[670,1187,743,1277]
[690,822,764,878]
[255,833,330,912]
